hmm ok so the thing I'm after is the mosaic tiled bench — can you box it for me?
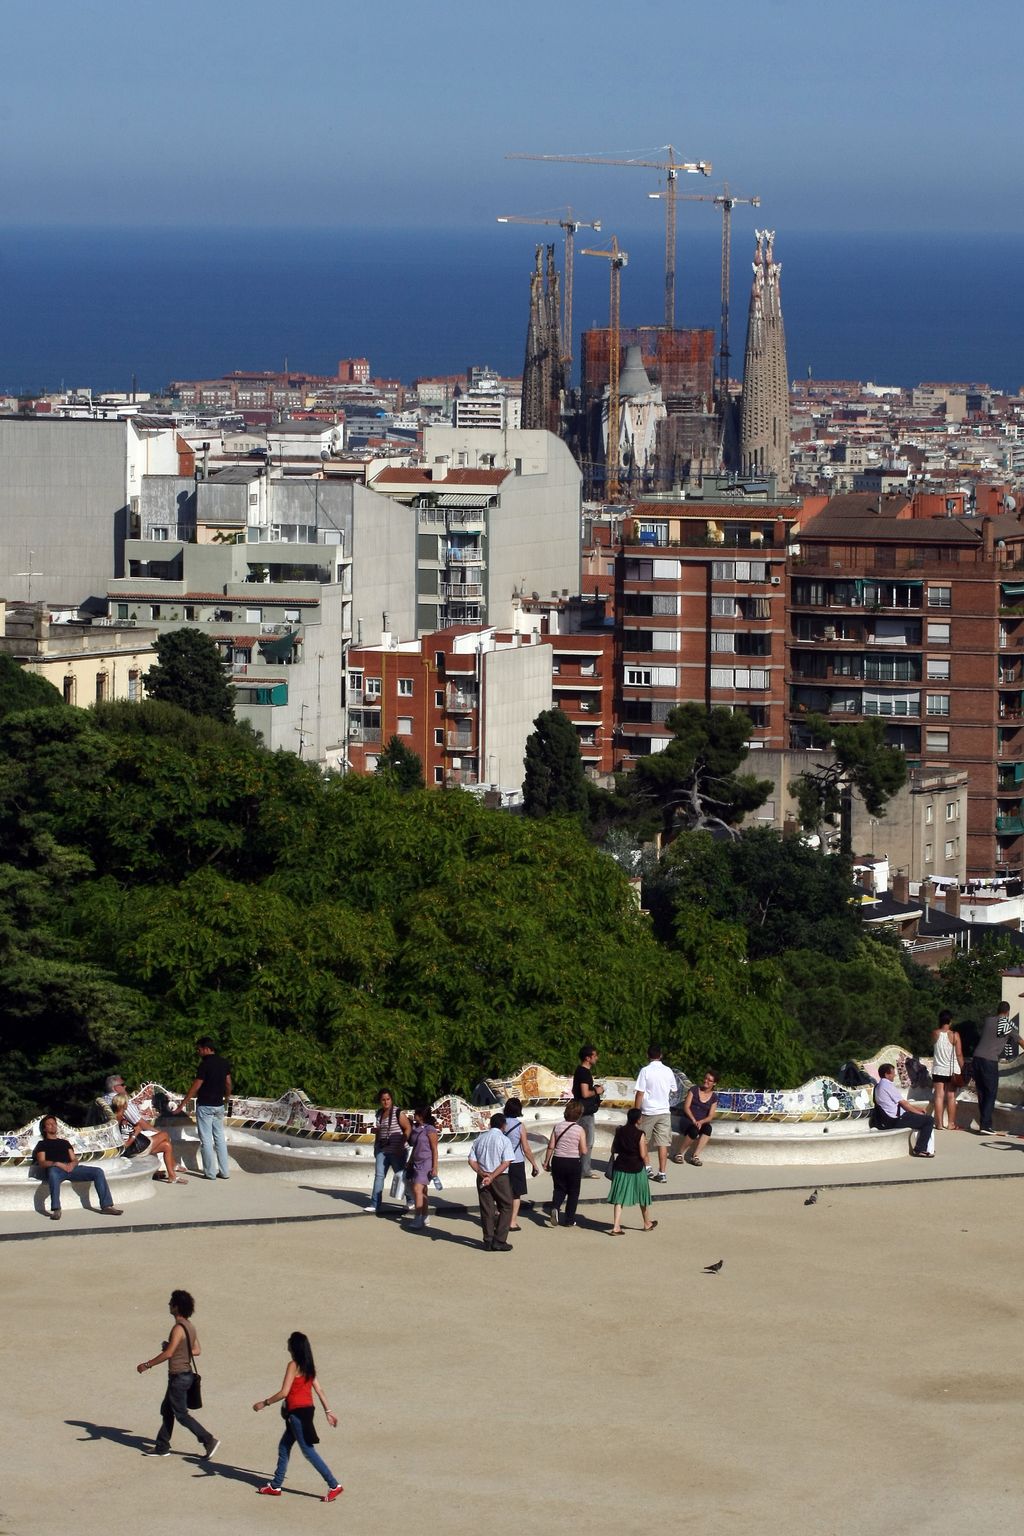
[0,1153,160,1213]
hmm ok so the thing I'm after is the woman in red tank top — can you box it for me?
[252,1332,343,1501]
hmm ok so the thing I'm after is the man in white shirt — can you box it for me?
[873,1063,935,1156]
[633,1046,677,1181]
[468,1114,517,1251]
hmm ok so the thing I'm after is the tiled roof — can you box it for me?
[372,467,509,487]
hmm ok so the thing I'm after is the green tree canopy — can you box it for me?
[375,735,424,791]
[144,628,236,724]
[0,653,64,719]
[625,704,772,841]
[789,714,907,848]
[522,706,589,821]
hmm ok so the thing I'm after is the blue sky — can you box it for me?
[1,0,1019,233]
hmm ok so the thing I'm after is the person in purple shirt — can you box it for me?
[873,1063,935,1156]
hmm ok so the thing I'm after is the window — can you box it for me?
[945,840,955,860]
[927,622,950,644]
[95,672,109,704]
[625,667,652,687]
[435,652,444,669]
[711,596,738,618]
[397,717,413,735]
[116,603,129,620]
[398,678,414,696]
[434,729,443,746]
[711,668,732,688]
[926,804,934,824]
[926,730,950,752]
[150,526,169,541]
[348,670,363,692]
[128,669,141,702]
[712,633,736,652]
[926,694,950,716]
[927,586,952,609]
[245,608,262,623]
[365,677,381,698]
[434,767,444,784]
[652,594,679,616]
[651,631,680,652]
[63,675,76,705]
[435,691,444,707]
[925,843,933,863]
[184,606,195,621]
[926,658,950,680]
[284,608,300,623]
[946,801,958,820]
[150,605,161,620]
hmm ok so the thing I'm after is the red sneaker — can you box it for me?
[257,1486,282,1496]
[323,1486,344,1503]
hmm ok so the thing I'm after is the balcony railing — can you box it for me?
[446,686,478,711]
[446,732,475,750]
[446,769,479,787]
[440,581,483,600]
[996,815,1024,835]
[445,547,484,565]
[348,726,382,745]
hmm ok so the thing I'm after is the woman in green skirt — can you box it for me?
[607,1107,657,1234]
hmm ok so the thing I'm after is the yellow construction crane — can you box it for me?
[496,207,601,370]
[648,182,760,397]
[580,236,628,502]
[507,146,710,329]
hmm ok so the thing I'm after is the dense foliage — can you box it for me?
[522,707,589,822]
[144,628,236,723]
[0,691,980,1125]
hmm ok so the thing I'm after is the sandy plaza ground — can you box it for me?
[2,1140,1023,1536]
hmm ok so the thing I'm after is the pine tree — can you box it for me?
[144,629,235,724]
[522,707,588,821]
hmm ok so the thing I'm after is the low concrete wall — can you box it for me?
[0,1156,160,1213]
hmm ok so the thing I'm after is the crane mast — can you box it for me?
[581,237,628,502]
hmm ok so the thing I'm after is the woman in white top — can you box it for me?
[931,1011,964,1132]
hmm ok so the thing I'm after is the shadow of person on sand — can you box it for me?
[188,1454,320,1495]
[295,1186,368,1212]
[67,1419,152,1453]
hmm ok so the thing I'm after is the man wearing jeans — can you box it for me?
[873,1063,935,1156]
[178,1038,232,1180]
[33,1117,123,1221]
[572,1045,603,1179]
[972,1003,1020,1135]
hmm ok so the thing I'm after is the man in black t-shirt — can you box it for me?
[33,1116,123,1221]
[178,1038,233,1181]
[571,1045,602,1179]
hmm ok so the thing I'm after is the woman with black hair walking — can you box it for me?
[253,1332,343,1502]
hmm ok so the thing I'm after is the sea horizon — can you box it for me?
[1,223,1021,397]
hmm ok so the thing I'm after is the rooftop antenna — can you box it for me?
[16,549,45,602]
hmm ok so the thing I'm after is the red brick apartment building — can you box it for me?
[613,500,807,762]
[788,494,1024,877]
[345,626,553,789]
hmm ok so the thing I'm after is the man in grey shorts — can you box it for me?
[633,1045,677,1183]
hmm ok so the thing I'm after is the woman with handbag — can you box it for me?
[110,1092,184,1184]
[543,1099,587,1228]
[365,1089,410,1214]
[253,1332,343,1502]
[136,1289,219,1459]
[931,1011,965,1131]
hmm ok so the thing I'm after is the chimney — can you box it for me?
[892,871,909,904]
[920,879,936,911]
[983,516,995,557]
[945,885,960,918]
[859,867,876,896]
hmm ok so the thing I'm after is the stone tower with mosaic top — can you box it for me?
[739,230,791,492]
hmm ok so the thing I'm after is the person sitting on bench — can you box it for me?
[872,1064,935,1157]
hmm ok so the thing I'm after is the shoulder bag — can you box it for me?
[122,1130,152,1158]
[184,1327,203,1410]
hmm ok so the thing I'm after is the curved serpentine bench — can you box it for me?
[677,1122,913,1167]
[0,1155,160,1214]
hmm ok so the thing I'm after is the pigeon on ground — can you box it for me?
[703,1260,724,1273]
[804,1190,819,1206]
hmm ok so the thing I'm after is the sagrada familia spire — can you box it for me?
[521,244,564,434]
[739,230,791,491]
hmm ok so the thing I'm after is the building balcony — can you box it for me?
[444,547,485,565]
[348,726,381,746]
[440,581,483,600]
[446,686,478,711]
[996,815,1024,835]
[446,732,476,751]
[446,768,479,787]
